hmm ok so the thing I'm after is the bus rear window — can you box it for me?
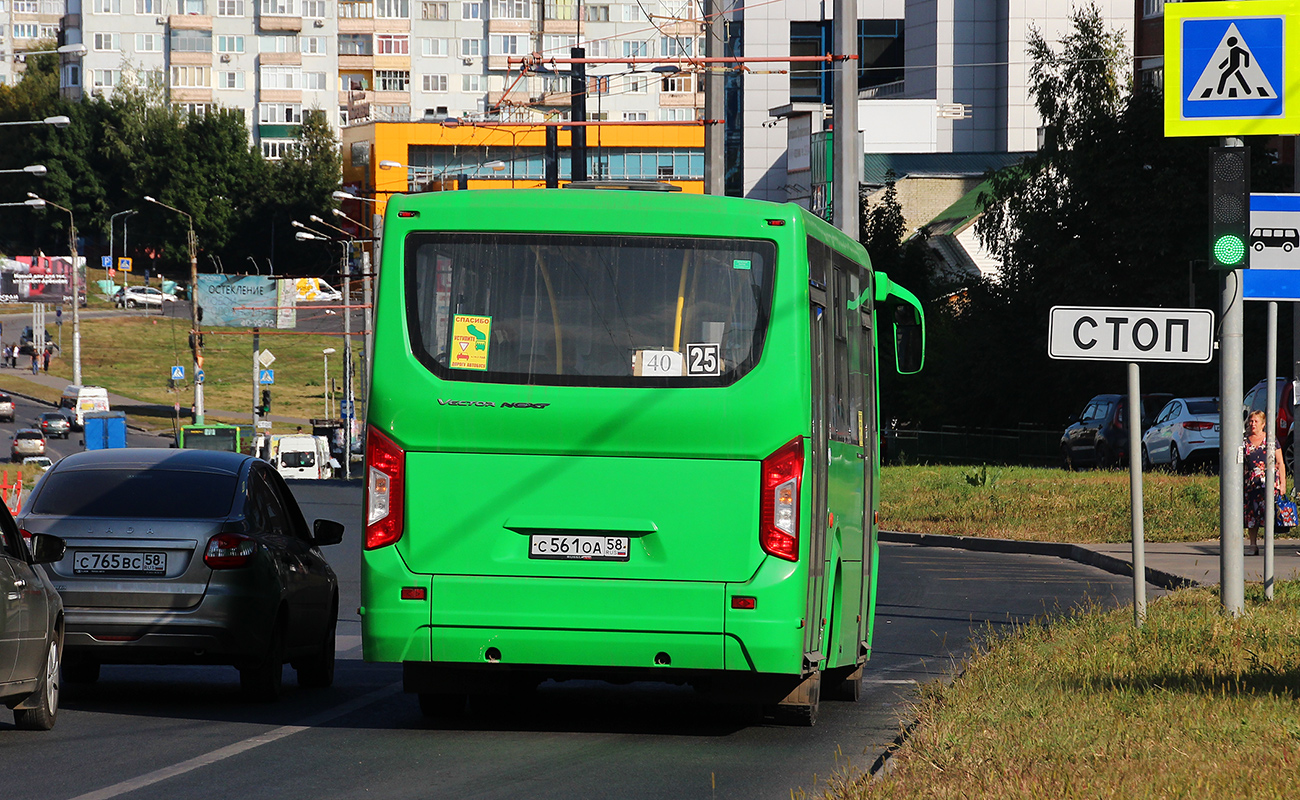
[406,233,776,387]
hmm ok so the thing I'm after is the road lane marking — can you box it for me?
[66,681,402,800]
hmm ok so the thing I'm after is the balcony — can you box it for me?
[169,13,213,28]
[170,51,213,66]
[339,53,375,69]
[258,14,302,31]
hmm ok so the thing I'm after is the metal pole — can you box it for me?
[832,0,859,236]
[1220,267,1245,616]
[703,0,725,195]
[1265,302,1277,599]
[362,250,372,406]
[323,352,330,417]
[343,243,353,480]
[190,226,204,424]
[571,47,587,182]
[252,327,260,448]
[1128,362,1146,627]
[69,213,81,386]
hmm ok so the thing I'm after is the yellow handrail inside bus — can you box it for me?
[672,251,690,352]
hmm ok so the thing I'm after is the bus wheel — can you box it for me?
[418,692,467,718]
[825,664,863,702]
[769,671,821,727]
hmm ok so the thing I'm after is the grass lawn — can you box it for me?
[880,464,1225,544]
[827,582,1300,799]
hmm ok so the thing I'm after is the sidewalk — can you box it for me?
[882,530,1300,590]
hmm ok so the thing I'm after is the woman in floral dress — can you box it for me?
[1244,410,1286,556]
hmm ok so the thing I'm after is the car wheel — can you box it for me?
[14,638,61,731]
[63,656,100,685]
[1140,445,1153,471]
[240,614,287,702]
[1170,445,1184,474]
[294,602,337,689]
[419,692,467,718]
[126,299,137,309]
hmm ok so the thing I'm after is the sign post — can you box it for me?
[1049,306,1215,627]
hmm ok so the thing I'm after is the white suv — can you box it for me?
[117,286,176,308]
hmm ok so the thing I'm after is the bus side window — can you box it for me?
[829,263,853,443]
[847,272,865,447]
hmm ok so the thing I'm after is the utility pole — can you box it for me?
[703,0,725,195]
[571,46,587,182]
[832,0,859,236]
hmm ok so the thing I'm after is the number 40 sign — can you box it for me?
[634,343,722,377]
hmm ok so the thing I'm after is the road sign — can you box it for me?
[256,420,273,429]
[171,365,185,380]
[119,257,132,272]
[195,369,205,383]
[258,349,275,368]
[259,369,275,385]
[1048,306,1215,363]
[340,399,353,418]
[101,256,111,268]
[1247,193,1300,269]
[1165,1,1300,136]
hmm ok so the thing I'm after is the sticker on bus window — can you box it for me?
[633,349,683,377]
[450,314,492,370]
[685,343,721,376]
[732,259,752,270]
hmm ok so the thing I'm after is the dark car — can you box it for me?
[1061,393,1174,470]
[1,502,66,730]
[1243,378,1293,462]
[37,411,72,440]
[17,449,345,701]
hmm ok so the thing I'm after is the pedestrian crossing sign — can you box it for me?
[1166,1,1300,136]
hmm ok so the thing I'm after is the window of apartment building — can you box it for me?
[176,103,214,116]
[622,110,646,121]
[260,0,295,14]
[134,32,163,51]
[171,29,213,52]
[304,70,328,88]
[217,34,244,52]
[302,0,326,15]
[260,34,298,52]
[420,0,446,16]
[93,0,120,13]
[143,68,164,84]
[171,65,209,87]
[420,37,448,55]
[260,64,300,88]
[460,0,479,17]
[586,74,608,94]
[338,33,372,54]
[39,23,58,36]
[489,34,522,54]
[340,71,367,89]
[660,36,696,57]
[621,3,642,21]
[583,4,607,20]
[13,23,39,37]
[215,0,243,14]
[62,64,80,87]
[1143,0,1163,17]
[460,37,481,57]
[93,69,121,88]
[462,73,482,91]
[622,39,648,57]
[373,104,410,120]
[262,140,298,159]
[179,0,203,12]
[135,0,160,12]
[490,0,527,18]
[583,39,611,57]
[217,70,245,88]
[260,102,303,123]
[13,0,38,11]
[338,0,372,16]
[543,0,574,20]
[302,36,327,54]
[39,0,63,12]
[377,33,409,53]
[625,74,645,93]
[659,0,692,20]
[375,69,409,90]
[422,73,447,91]
[542,34,575,54]
[376,0,408,16]
[94,33,120,51]
[657,107,696,121]
[660,71,692,93]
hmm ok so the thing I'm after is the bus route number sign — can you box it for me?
[686,343,721,376]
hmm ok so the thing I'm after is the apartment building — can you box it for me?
[0,0,67,86]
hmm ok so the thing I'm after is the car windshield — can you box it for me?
[1186,400,1219,415]
[29,469,238,518]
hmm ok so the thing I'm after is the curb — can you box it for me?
[879,531,1199,591]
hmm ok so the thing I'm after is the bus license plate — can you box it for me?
[73,551,167,575]
[529,535,629,561]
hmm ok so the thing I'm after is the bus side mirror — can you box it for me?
[894,305,924,375]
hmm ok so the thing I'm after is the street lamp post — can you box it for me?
[110,209,138,298]
[27,193,82,385]
[0,165,47,176]
[332,191,381,407]
[0,116,71,128]
[144,195,203,423]
[306,213,356,480]
[322,348,335,418]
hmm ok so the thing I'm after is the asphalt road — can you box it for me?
[0,479,1140,800]
[0,388,169,462]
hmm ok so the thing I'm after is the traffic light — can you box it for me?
[260,389,272,415]
[1209,145,1250,269]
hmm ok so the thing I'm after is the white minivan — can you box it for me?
[268,434,336,479]
[58,385,110,430]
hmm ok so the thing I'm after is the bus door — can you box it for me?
[856,275,876,659]
[829,260,867,667]
[806,276,830,669]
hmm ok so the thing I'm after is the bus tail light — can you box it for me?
[760,436,803,561]
[365,425,405,550]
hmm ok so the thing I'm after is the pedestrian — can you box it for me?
[42,346,51,373]
[1,344,9,368]
[1244,410,1286,556]
[30,352,38,374]
[8,346,15,369]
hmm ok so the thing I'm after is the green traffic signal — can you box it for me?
[1213,233,1246,267]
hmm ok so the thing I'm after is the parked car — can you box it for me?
[21,456,54,473]
[1243,378,1293,462]
[37,411,71,440]
[10,429,46,461]
[0,504,66,730]
[1141,397,1220,473]
[17,449,345,701]
[1061,393,1173,470]
[0,392,14,423]
[115,286,176,308]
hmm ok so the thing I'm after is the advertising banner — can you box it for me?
[196,275,295,328]
[0,255,86,304]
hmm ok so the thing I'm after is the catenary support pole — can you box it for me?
[703,0,724,195]
[1221,269,1246,615]
[1265,301,1277,599]
[1128,362,1146,627]
[571,47,587,182]
[832,0,858,237]
[252,327,260,456]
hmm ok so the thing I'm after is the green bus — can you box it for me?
[361,187,924,725]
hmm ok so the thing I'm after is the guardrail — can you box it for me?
[885,426,1061,467]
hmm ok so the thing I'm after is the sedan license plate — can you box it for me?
[529,535,629,561]
[73,551,167,575]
